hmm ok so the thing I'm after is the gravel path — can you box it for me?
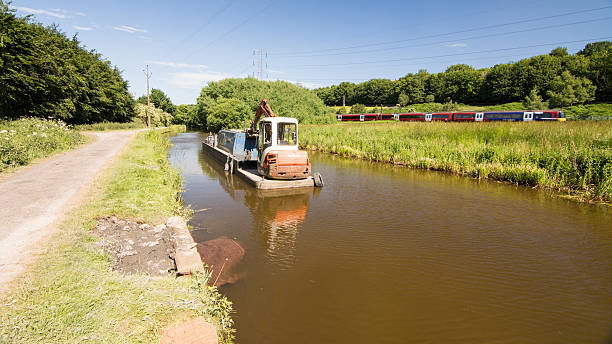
[0,130,139,290]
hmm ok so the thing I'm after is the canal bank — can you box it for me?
[0,128,234,343]
[299,121,612,205]
[170,131,612,344]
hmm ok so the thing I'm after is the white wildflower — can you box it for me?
[32,132,37,136]
[0,130,6,134]
[41,133,47,137]
[10,130,15,133]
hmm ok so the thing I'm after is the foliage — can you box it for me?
[350,103,367,114]
[0,3,135,124]
[314,41,612,107]
[195,78,334,131]
[301,121,612,203]
[137,89,176,115]
[205,98,251,132]
[578,41,612,57]
[546,71,596,108]
[173,104,198,126]
[0,117,87,172]
[563,103,612,120]
[0,129,235,343]
[134,103,173,127]
[522,89,548,110]
[74,120,146,131]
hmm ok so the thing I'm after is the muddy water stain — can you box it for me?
[169,132,612,344]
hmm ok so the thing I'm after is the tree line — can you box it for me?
[173,78,334,131]
[314,42,611,108]
[0,2,135,124]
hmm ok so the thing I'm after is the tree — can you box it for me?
[588,47,612,101]
[398,93,410,106]
[546,71,596,108]
[205,98,251,132]
[395,70,428,104]
[149,89,176,114]
[522,88,547,110]
[350,104,366,114]
[550,47,568,57]
[578,41,612,57]
[0,2,135,123]
[354,79,397,105]
[196,77,334,131]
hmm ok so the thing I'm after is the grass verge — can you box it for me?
[301,121,612,204]
[75,121,148,131]
[0,117,89,172]
[0,126,235,343]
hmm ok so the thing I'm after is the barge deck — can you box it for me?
[202,140,315,189]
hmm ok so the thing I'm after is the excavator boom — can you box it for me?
[250,99,275,132]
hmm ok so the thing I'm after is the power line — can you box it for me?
[270,17,612,59]
[173,0,238,51]
[184,0,278,60]
[270,6,612,56]
[273,37,612,69]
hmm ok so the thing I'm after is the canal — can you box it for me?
[169,132,612,344]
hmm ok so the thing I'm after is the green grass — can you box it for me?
[0,117,88,172]
[0,127,235,343]
[75,121,148,131]
[301,121,612,203]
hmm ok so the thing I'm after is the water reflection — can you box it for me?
[197,149,319,268]
[169,132,612,344]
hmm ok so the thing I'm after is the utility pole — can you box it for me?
[143,65,152,128]
[343,95,346,107]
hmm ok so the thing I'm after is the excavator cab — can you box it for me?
[257,117,311,180]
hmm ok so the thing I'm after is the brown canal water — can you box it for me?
[169,132,612,344]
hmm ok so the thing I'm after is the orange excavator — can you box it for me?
[250,99,311,180]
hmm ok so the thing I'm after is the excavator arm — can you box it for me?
[250,99,275,133]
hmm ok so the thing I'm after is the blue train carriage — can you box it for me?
[480,110,565,122]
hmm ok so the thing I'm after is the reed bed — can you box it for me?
[300,121,612,203]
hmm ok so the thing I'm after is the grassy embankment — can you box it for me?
[0,127,235,343]
[74,121,148,131]
[331,102,612,120]
[0,117,89,172]
[301,121,612,203]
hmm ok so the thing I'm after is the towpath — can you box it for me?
[0,130,140,290]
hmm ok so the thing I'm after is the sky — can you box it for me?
[9,0,612,105]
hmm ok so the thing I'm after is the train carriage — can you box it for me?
[399,113,426,121]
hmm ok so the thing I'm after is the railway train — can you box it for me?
[336,110,566,122]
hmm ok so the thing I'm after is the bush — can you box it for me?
[0,117,87,171]
[206,98,251,132]
[350,104,367,113]
[195,78,335,131]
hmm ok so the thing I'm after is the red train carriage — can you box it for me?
[452,112,483,122]
[431,113,453,121]
[399,113,426,121]
[336,113,378,121]
[379,113,395,120]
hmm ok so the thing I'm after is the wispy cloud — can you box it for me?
[138,36,153,41]
[73,25,93,31]
[146,60,208,69]
[113,25,148,34]
[13,6,74,19]
[446,43,467,48]
[51,8,86,16]
[167,71,231,89]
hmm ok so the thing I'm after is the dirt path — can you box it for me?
[0,130,140,290]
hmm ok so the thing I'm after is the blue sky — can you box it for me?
[9,0,612,104]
